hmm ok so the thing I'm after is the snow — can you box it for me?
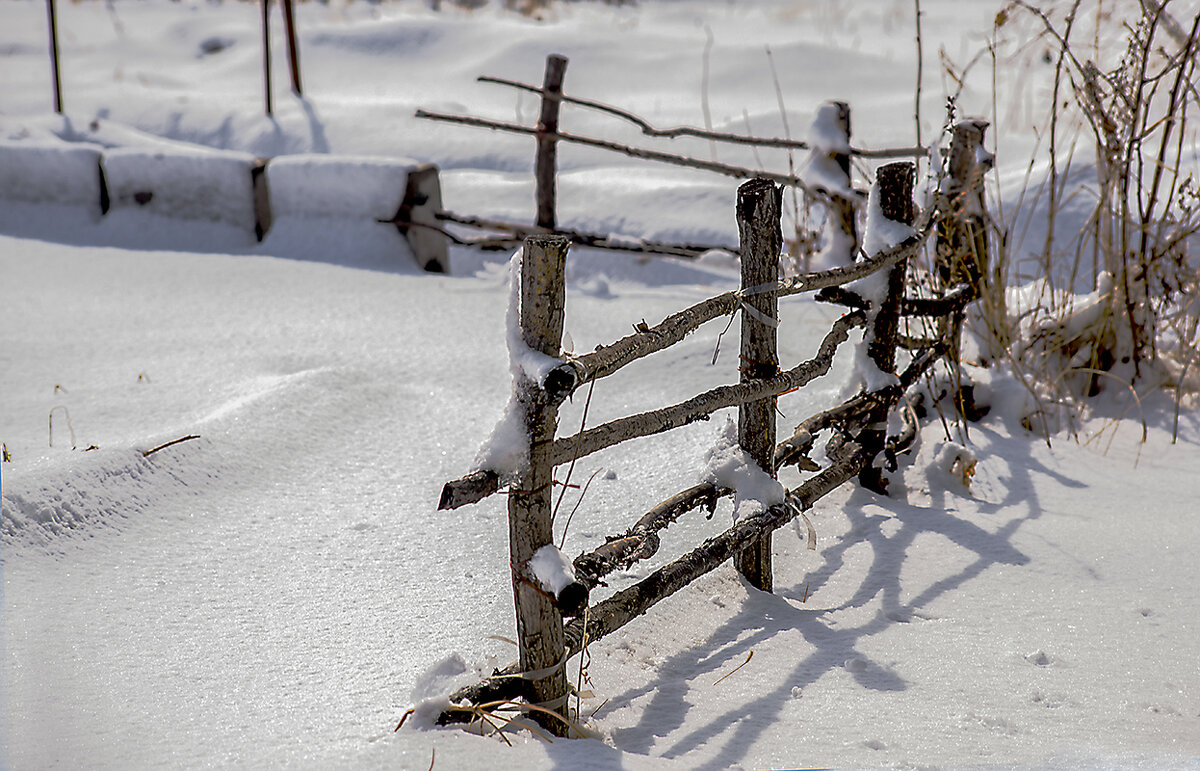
[700,418,786,522]
[473,251,568,478]
[845,183,914,394]
[2,0,1199,769]
[529,544,578,597]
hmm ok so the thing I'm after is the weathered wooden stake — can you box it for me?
[734,178,782,592]
[251,158,272,242]
[395,164,451,273]
[937,118,1005,363]
[260,0,273,116]
[936,119,990,289]
[825,102,858,266]
[281,0,303,97]
[859,161,915,495]
[509,234,571,736]
[46,0,63,114]
[535,55,568,230]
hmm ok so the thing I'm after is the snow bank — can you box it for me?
[0,140,103,214]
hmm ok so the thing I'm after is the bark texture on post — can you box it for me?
[859,161,915,495]
[825,102,859,266]
[936,119,990,290]
[508,234,571,735]
[733,178,782,592]
[535,55,569,230]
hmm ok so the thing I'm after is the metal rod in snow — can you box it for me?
[46,0,63,114]
[260,0,273,116]
[281,0,302,96]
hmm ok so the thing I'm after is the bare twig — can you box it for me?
[142,435,201,457]
[713,650,754,685]
[415,108,809,189]
[475,75,924,157]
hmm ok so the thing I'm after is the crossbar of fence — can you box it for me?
[475,74,926,159]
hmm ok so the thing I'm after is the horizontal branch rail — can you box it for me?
[561,439,869,656]
[476,75,926,159]
[901,283,977,316]
[415,108,810,190]
[556,209,936,393]
[548,311,866,468]
[573,483,728,589]
[433,209,735,258]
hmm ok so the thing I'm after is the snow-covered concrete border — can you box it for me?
[0,139,445,270]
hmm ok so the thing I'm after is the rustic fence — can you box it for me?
[429,115,992,735]
[406,54,925,261]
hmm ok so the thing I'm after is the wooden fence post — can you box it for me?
[734,178,782,592]
[281,0,303,97]
[937,119,1006,364]
[936,119,990,290]
[45,0,63,114]
[260,0,273,116]
[535,55,568,231]
[509,234,571,735]
[859,161,915,495]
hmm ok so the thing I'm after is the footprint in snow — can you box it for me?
[1025,650,1053,666]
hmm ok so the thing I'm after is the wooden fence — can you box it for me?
[430,116,992,735]
[408,54,926,261]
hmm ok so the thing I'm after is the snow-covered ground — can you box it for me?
[3,0,1199,768]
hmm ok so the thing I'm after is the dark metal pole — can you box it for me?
[281,0,302,97]
[46,0,63,114]
[261,0,273,116]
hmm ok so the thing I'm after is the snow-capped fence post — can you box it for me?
[859,161,915,495]
[936,118,1006,362]
[508,234,572,736]
[535,54,569,230]
[817,101,858,266]
[45,0,63,114]
[936,119,990,290]
[733,178,782,592]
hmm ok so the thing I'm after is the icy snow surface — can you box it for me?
[2,0,1199,769]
